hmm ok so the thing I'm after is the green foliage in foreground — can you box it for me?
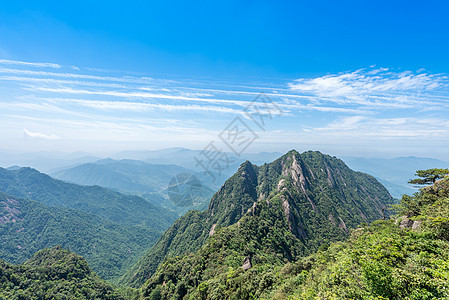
[0,246,136,300]
[142,196,304,299]
[408,168,449,185]
[142,176,449,299]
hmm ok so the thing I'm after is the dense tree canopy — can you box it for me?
[0,247,133,300]
[122,151,393,287]
[142,172,449,299]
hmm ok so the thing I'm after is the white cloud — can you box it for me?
[303,116,449,139]
[288,68,448,108]
[0,67,156,84]
[0,59,61,69]
[48,98,243,114]
[31,87,257,108]
[23,129,61,140]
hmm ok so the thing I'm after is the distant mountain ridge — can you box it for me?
[50,159,217,215]
[1,147,446,200]
[122,150,393,287]
[0,167,176,229]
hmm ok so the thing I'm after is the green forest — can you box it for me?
[0,167,177,281]
[138,168,449,299]
[122,151,393,288]
[1,152,449,299]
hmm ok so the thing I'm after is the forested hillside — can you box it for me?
[0,167,177,229]
[141,173,449,299]
[0,246,128,299]
[0,192,161,281]
[0,167,178,281]
[2,152,448,299]
[122,150,393,287]
[50,159,216,216]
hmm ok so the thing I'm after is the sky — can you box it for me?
[1,0,449,159]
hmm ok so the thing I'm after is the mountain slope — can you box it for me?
[146,174,449,299]
[0,192,162,280]
[257,176,449,299]
[51,159,190,194]
[50,159,216,215]
[0,167,177,230]
[0,246,127,299]
[122,150,393,287]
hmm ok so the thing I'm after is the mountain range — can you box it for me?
[3,147,446,200]
[0,167,177,281]
[50,159,217,215]
[2,149,447,299]
[122,150,393,287]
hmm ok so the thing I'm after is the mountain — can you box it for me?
[141,148,281,173]
[0,246,128,299]
[113,148,281,183]
[52,158,190,194]
[0,150,100,173]
[50,159,217,215]
[122,150,393,287]
[6,165,21,171]
[0,192,162,281]
[0,167,177,230]
[143,176,449,299]
[343,156,449,198]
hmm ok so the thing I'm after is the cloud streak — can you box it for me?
[1,59,448,156]
[23,129,61,140]
[288,68,449,109]
[0,59,61,69]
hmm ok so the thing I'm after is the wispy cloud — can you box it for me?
[288,68,449,109]
[303,116,449,139]
[44,97,244,114]
[0,59,61,69]
[23,129,61,140]
[1,59,448,156]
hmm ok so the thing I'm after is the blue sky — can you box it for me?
[1,1,449,159]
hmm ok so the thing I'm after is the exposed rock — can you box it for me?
[326,166,334,186]
[328,214,337,226]
[398,216,423,231]
[338,216,348,233]
[412,220,422,230]
[398,216,414,229]
[277,179,286,191]
[209,224,217,236]
[282,198,307,240]
[242,256,252,271]
[282,199,290,220]
[251,202,257,215]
